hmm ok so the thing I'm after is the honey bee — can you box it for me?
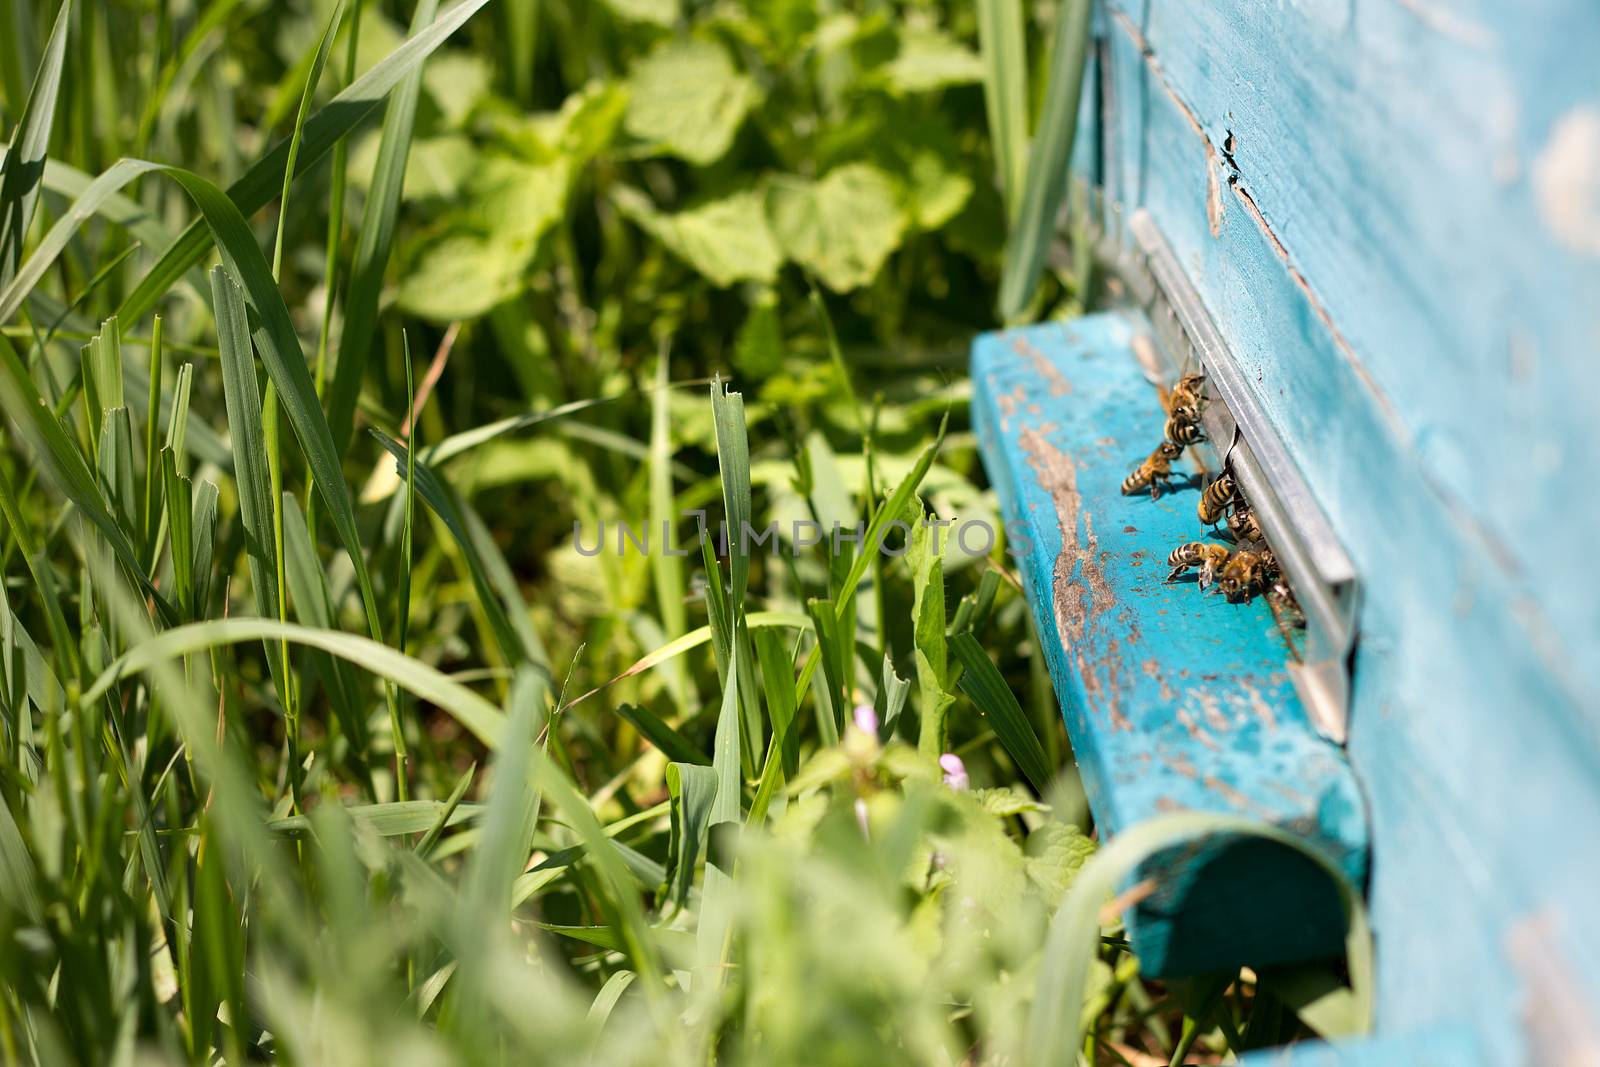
[1166,541,1231,588]
[1226,501,1263,544]
[1121,440,1185,499]
[1197,473,1236,526]
[1217,549,1274,602]
[1164,407,1206,446]
[1169,373,1205,411]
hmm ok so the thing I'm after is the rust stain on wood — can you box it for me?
[1019,424,1132,732]
[1010,333,1073,397]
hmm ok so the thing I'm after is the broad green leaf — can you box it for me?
[1023,821,1094,898]
[422,50,491,127]
[348,132,476,202]
[879,27,984,94]
[871,112,973,230]
[601,0,678,26]
[614,186,781,288]
[396,156,569,321]
[767,164,907,292]
[0,0,70,289]
[396,231,535,321]
[500,81,628,166]
[950,631,1052,794]
[733,288,783,376]
[623,38,758,165]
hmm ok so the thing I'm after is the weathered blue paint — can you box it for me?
[985,0,1600,1060]
[971,315,1366,976]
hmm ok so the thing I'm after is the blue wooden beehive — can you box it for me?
[972,3,1600,1063]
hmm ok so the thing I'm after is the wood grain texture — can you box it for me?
[972,315,1365,976]
[1081,2,1600,1060]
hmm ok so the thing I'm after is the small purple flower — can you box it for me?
[939,753,969,791]
[852,704,879,736]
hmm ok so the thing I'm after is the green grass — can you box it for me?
[0,1,1363,1063]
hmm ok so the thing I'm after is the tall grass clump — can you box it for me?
[0,1,1365,1063]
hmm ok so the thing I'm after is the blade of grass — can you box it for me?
[692,641,741,1012]
[398,334,416,655]
[0,331,169,617]
[461,668,545,921]
[155,164,407,793]
[210,269,291,763]
[949,631,1053,794]
[561,611,809,711]
[0,0,70,289]
[327,0,440,456]
[141,316,163,555]
[617,703,710,766]
[314,0,364,405]
[371,427,537,672]
[752,628,798,776]
[804,599,845,748]
[280,493,368,755]
[664,761,717,911]
[975,0,1028,218]
[271,0,343,280]
[648,342,688,707]
[415,761,477,858]
[998,0,1092,322]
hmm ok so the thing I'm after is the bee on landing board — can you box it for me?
[1122,440,1185,499]
[1217,549,1276,602]
[1197,473,1236,527]
[1166,541,1232,589]
[1226,501,1263,544]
